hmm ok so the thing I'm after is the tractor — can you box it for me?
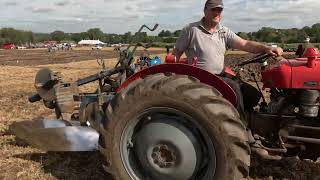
[10,24,320,180]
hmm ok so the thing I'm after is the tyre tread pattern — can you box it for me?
[99,73,250,180]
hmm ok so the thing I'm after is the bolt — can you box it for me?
[154,160,158,164]
[153,146,160,152]
[127,139,133,148]
[151,153,157,158]
[165,162,174,168]
[160,145,168,150]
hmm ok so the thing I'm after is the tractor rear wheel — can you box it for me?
[99,73,250,180]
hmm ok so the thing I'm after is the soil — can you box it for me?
[224,53,297,82]
[0,48,165,66]
[0,49,319,180]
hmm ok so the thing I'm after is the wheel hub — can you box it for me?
[120,108,217,180]
[151,144,177,168]
[134,119,203,180]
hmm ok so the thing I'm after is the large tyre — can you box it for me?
[99,73,250,180]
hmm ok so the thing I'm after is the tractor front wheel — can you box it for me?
[99,73,250,180]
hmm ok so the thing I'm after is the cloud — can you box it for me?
[29,7,56,13]
[223,0,320,32]
[4,2,18,6]
[55,1,70,6]
[0,0,319,33]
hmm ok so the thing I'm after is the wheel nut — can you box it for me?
[171,153,176,161]
[165,162,174,168]
[160,145,168,150]
[151,153,157,158]
[153,146,160,152]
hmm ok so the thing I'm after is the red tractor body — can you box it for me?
[262,58,320,89]
[262,48,320,89]
[117,63,237,106]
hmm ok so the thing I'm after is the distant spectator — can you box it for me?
[295,44,304,58]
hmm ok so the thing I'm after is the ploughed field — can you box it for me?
[0,48,165,66]
[0,48,319,179]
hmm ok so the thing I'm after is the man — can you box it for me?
[173,0,283,118]
[174,0,283,73]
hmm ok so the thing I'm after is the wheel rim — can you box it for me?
[120,107,217,180]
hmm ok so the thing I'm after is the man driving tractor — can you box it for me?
[173,0,283,117]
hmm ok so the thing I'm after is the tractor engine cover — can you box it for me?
[262,48,320,89]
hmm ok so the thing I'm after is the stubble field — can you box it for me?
[0,48,320,180]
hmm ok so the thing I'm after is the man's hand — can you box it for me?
[233,37,284,57]
[173,48,184,62]
[265,47,283,57]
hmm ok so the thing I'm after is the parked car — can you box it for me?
[17,46,27,49]
[92,45,102,50]
[3,43,16,49]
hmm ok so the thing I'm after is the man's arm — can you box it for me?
[172,48,184,61]
[173,25,192,61]
[232,37,283,56]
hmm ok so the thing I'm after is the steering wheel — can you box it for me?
[238,53,273,66]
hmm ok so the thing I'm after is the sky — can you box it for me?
[0,0,319,34]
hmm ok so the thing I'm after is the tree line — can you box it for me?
[0,23,319,46]
[237,23,320,43]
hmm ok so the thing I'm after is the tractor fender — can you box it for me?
[117,64,237,106]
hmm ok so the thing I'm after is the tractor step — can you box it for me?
[9,119,99,151]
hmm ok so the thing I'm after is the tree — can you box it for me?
[123,32,132,43]
[87,28,104,41]
[106,34,122,44]
[163,37,177,43]
[25,31,35,43]
[50,31,66,42]
[70,33,83,43]
[311,23,320,31]
[1,22,320,47]
[0,28,35,45]
[302,26,312,37]
[237,32,249,40]
[311,23,320,42]
[133,32,147,43]
[158,30,172,37]
[0,28,19,44]
[34,33,51,42]
[0,37,5,46]
[173,30,182,37]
